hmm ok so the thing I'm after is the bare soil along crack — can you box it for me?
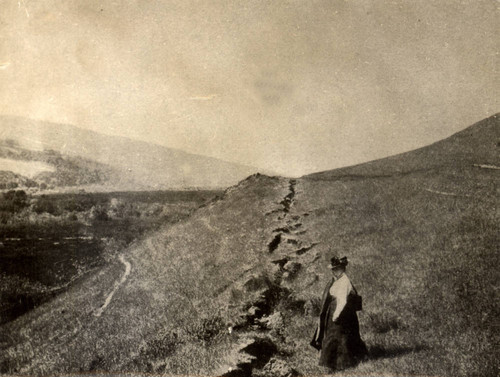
[267,180,298,254]
[224,178,306,376]
[279,179,296,214]
[268,234,282,253]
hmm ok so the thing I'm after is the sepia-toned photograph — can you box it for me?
[0,1,498,376]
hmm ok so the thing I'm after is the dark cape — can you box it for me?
[311,276,368,371]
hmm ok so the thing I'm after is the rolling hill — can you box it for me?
[0,116,265,190]
[0,114,498,376]
[0,139,118,190]
[307,112,499,180]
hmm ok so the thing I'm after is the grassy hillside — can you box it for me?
[0,114,498,376]
[0,140,120,190]
[0,116,265,189]
[0,189,221,325]
[307,113,499,179]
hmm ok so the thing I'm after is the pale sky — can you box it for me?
[1,0,498,176]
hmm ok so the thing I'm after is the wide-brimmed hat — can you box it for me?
[329,256,348,269]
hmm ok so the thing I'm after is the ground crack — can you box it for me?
[280,179,296,214]
[224,180,305,375]
[295,242,319,255]
[268,234,282,253]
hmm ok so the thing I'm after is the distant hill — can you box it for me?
[306,113,499,180]
[0,139,117,190]
[0,116,265,190]
[1,114,498,376]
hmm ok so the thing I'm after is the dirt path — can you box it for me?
[473,164,500,170]
[94,255,131,317]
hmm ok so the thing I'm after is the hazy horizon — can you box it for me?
[1,112,498,180]
[1,1,498,176]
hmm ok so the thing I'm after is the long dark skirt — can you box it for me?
[319,305,367,370]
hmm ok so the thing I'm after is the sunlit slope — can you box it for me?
[307,113,499,180]
[1,114,498,376]
[0,175,294,374]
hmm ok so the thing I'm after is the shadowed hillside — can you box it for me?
[0,116,265,190]
[0,114,498,376]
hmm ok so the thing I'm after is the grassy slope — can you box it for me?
[0,175,292,374]
[291,169,498,376]
[1,114,498,376]
[0,116,265,189]
[0,141,120,189]
[307,112,498,179]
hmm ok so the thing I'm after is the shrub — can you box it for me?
[25,180,38,188]
[89,205,109,221]
[33,195,60,215]
[0,211,10,224]
[132,329,181,373]
[146,330,180,358]
[61,195,97,212]
[0,190,28,212]
[185,316,225,343]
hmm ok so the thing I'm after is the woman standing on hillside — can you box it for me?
[311,256,367,372]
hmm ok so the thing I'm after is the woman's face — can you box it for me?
[331,266,344,277]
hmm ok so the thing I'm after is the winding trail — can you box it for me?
[424,188,459,197]
[473,164,500,170]
[424,188,471,197]
[94,255,131,317]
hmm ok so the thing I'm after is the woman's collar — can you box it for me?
[333,272,345,280]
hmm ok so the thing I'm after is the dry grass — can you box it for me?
[288,166,498,377]
[1,116,498,376]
